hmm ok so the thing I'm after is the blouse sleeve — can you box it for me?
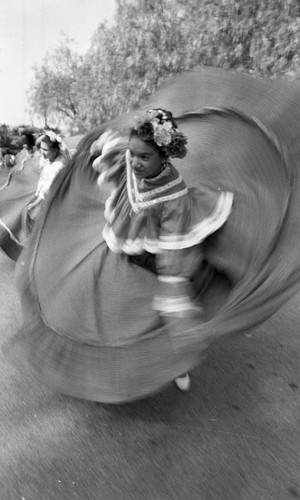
[153,199,205,318]
[152,187,233,317]
[154,246,205,318]
[91,130,127,188]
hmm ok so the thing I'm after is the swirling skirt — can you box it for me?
[3,68,300,402]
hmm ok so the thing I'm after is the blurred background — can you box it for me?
[0,0,299,139]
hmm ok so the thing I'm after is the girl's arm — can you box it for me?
[154,246,204,318]
[91,130,127,187]
[153,198,203,317]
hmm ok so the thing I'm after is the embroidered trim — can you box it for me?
[158,191,233,249]
[131,189,188,212]
[103,190,233,254]
[126,150,187,213]
[132,168,185,201]
[153,295,196,313]
[103,225,161,254]
[132,173,185,201]
[132,163,171,200]
[158,276,188,283]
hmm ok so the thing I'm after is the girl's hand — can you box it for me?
[90,130,121,158]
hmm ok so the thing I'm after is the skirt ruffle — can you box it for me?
[3,68,300,403]
[4,313,207,402]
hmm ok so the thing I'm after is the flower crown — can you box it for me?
[44,130,62,144]
[133,109,188,159]
[36,130,72,159]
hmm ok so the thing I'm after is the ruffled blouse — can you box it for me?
[98,149,233,316]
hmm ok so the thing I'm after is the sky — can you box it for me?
[0,0,116,126]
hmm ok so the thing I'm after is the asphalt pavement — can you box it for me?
[0,249,299,500]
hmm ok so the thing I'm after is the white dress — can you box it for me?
[25,154,68,235]
[35,154,67,199]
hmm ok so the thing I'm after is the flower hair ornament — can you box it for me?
[44,130,62,144]
[36,130,62,148]
[133,109,188,159]
[36,130,72,159]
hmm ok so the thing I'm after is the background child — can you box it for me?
[25,131,70,234]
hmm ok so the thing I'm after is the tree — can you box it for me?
[83,0,299,120]
[29,37,86,132]
[28,65,53,128]
[28,0,300,131]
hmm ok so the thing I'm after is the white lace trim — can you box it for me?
[153,295,196,313]
[158,276,188,283]
[131,167,184,201]
[102,190,233,253]
[158,191,233,249]
[125,150,187,213]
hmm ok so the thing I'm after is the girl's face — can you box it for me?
[40,140,58,163]
[128,136,164,179]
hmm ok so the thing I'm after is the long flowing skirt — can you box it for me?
[0,155,40,260]
[3,68,300,402]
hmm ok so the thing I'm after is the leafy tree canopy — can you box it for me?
[28,0,300,132]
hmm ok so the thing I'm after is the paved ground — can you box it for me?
[0,249,299,500]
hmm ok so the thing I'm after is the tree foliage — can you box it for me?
[28,0,300,132]
[28,37,86,131]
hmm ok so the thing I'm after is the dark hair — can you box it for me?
[22,132,36,150]
[37,134,60,152]
[129,108,187,159]
[129,125,167,158]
